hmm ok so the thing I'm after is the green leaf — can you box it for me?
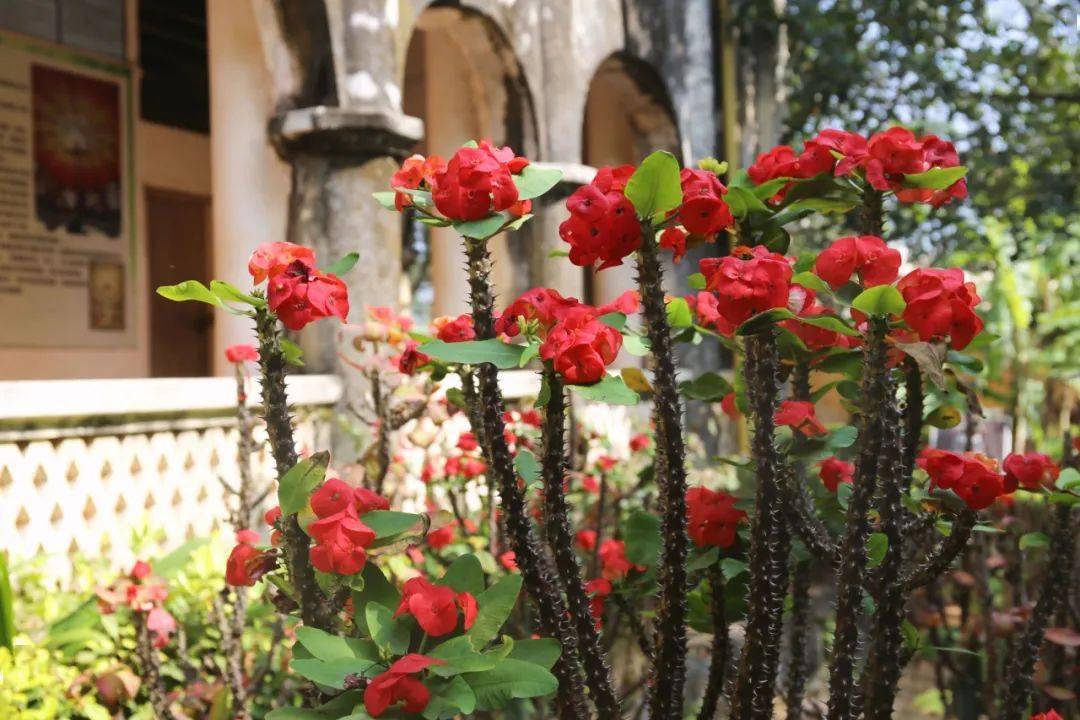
[725,186,770,218]
[290,657,376,689]
[466,575,523,647]
[598,312,627,331]
[352,564,400,635]
[534,378,551,408]
[366,602,410,655]
[837,483,854,510]
[902,166,968,190]
[280,338,304,366]
[518,342,540,368]
[1019,532,1050,550]
[156,280,222,307]
[210,280,261,307]
[438,554,485,596]
[373,191,397,210]
[851,285,906,316]
[925,404,962,429]
[866,532,889,569]
[325,252,360,276]
[623,334,651,356]
[153,537,211,578]
[771,197,859,226]
[826,425,859,449]
[720,558,748,580]
[798,315,860,337]
[624,150,683,219]
[294,627,379,663]
[362,510,422,540]
[687,546,720,572]
[514,450,542,488]
[513,164,563,200]
[567,374,640,405]
[446,387,467,410]
[425,675,477,717]
[625,510,661,567]
[901,619,921,652]
[1057,467,1080,491]
[678,371,733,401]
[453,213,511,240]
[507,638,561,670]
[278,451,329,515]
[463,659,559,710]
[666,297,693,328]
[750,176,794,201]
[419,339,525,369]
[429,636,499,677]
[736,307,796,335]
[790,271,832,293]
[688,272,706,290]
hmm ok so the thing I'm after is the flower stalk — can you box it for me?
[637,224,692,720]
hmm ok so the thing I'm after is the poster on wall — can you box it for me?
[0,33,134,347]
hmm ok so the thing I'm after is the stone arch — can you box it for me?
[582,52,681,305]
[400,4,538,321]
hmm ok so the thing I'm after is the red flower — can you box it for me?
[581,474,600,494]
[721,392,741,419]
[814,235,901,289]
[225,530,271,587]
[354,486,391,514]
[363,654,445,717]
[559,165,641,270]
[917,448,1008,510]
[248,242,316,284]
[224,344,259,364]
[861,127,927,190]
[310,478,355,518]
[267,261,349,331]
[496,287,638,338]
[391,153,446,211]
[686,486,746,549]
[1029,711,1064,720]
[308,509,376,575]
[586,577,613,629]
[747,146,802,186]
[678,167,733,236]
[145,606,177,649]
[499,551,518,571]
[540,307,622,384]
[394,340,430,375]
[775,400,827,437]
[894,134,968,207]
[897,267,983,350]
[576,529,598,552]
[457,432,479,451]
[629,433,650,452]
[426,525,455,550]
[818,456,855,493]
[130,561,152,581]
[781,289,850,351]
[431,142,523,221]
[699,245,793,332]
[660,226,689,262]
[599,539,643,580]
[1002,452,1060,492]
[432,314,475,343]
[394,577,478,636]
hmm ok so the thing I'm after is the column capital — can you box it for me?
[269,105,423,163]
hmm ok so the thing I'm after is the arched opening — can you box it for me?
[400,6,537,324]
[582,53,681,306]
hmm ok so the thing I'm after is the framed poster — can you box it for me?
[0,31,135,347]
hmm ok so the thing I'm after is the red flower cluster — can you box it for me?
[1002,452,1060,492]
[586,577,613,629]
[775,400,827,437]
[224,344,259,364]
[917,449,1009,510]
[629,433,651,452]
[425,524,455,550]
[747,134,838,201]
[559,165,641,269]
[814,235,901,289]
[394,576,478,636]
[781,286,853,351]
[599,539,643,581]
[225,529,272,587]
[1029,711,1064,720]
[678,168,734,236]
[539,306,623,384]
[818,456,855,493]
[391,153,446,210]
[576,528,598,552]
[431,141,529,221]
[307,478,387,575]
[432,314,475,343]
[897,267,983,350]
[686,486,746,549]
[248,242,349,331]
[496,287,638,338]
[364,654,445,717]
[95,562,177,648]
[698,245,793,334]
[828,126,967,206]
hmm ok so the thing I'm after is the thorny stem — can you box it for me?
[540,367,621,717]
[459,368,498,557]
[785,362,836,562]
[785,559,812,720]
[255,307,331,631]
[731,330,791,720]
[901,357,924,485]
[901,509,977,592]
[698,565,730,720]
[463,239,589,720]
[637,226,692,720]
[213,590,250,719]
[134,611,176,720]
[232,364,258,527]
[590,474,609,578]
[370,369,391,493]
[826,316,889,720]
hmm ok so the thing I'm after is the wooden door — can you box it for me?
[147,188,212,377]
